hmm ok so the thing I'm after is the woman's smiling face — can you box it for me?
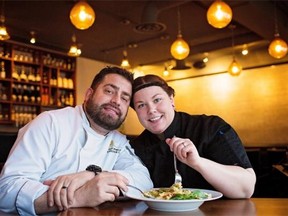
[133,86,175,134]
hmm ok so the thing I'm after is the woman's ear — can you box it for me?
[170,95,175,108]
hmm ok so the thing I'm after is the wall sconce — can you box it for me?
[228,25,242,76]
[170,7,190,60]
[120,50,130,69]
[163,66,169,77]
[241,44,249,56]
[30,31,36,44]
[70,0,95,30]
[268,3,287,59]
[207,0,232,29]
[68,34,81,57]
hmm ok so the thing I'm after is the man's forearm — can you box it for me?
[34,192,59,214]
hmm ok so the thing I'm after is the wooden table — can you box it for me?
[49,198,288,216]
[0,198,287,215]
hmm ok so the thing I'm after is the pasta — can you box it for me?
[143,183,212,200]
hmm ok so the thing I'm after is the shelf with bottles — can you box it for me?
[11,105,39,128]
[12,46,40,65]
[0,41,76,128]
[0,43,12,60]
[0,58,12,80]
[11,83,41,104]
[58,71,74,89]
[0,103,11,124]
[0,80,11,101]
[12,62,41,83]
[57,89,75,107]
[42,53,75,71]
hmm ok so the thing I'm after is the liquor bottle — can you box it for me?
[0,61,5,78]
[12,67,20,80]
[35,69,41,82]
[20,66,27,82]
[28,67,35,82]
[30,85,35,103]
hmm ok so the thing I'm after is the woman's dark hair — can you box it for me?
[131,74,175,109]
[90,66,134,90]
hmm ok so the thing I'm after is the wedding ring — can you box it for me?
[62,186,68,189]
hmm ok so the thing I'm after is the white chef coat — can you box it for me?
[0,105,153,215]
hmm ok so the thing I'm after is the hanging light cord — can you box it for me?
[0,0,5,23]
[230,24,236,59]
[273,1,279,37]
[177,6,182,36]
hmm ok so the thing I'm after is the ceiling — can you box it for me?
[4,0,288,70]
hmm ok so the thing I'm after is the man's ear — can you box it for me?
[84,88,94,101]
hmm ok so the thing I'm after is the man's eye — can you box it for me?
[105,89,113,94]
[121,96,129,102]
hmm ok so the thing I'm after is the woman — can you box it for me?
[130,74,256,198]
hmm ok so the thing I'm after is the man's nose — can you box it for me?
[111,93,121,105]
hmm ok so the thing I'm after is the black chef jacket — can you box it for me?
[130,111,252,190]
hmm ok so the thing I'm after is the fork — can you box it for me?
[174,154,182,184]
[127,185,154,198]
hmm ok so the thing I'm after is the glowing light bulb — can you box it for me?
[170,35,190,60]
[207,0,232,29]
[268,37,288,59]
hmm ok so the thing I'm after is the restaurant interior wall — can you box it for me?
[122,64,288,148]
[75,51,288,148]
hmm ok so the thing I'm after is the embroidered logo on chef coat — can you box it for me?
[107,140,121,153]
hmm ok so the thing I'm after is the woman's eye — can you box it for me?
[154,98,162,103]
[137,104,144,109]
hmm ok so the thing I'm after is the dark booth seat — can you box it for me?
[0,133,17,171]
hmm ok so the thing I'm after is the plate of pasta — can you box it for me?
[125,183,223,212]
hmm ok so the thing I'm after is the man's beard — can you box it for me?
[85,98,125,131]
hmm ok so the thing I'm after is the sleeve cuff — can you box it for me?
[16,181,49,215]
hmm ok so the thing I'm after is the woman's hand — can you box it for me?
[166,136,201,167]
[44,171,95,211]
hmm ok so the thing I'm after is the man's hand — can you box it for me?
[44,171,129,211]
[71,172,129,208]
[44,171,95,211]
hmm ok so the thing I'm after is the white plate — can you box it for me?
[125,187,223,212]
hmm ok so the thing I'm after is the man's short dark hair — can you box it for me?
[90,66,134,90]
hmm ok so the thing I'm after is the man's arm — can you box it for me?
[34,192,58,214]
[35,172,129,214]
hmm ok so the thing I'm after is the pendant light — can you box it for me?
[268,2,287,59]
[120,50,130,69]
[68,34,81,57]
[207,0,232,29]
[228,25,242,76]
[30,31,36,44]
[70,0,95,30]
[170,7,190,60]
[0,0,9,41]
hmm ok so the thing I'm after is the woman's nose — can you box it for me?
[147,104,156,113]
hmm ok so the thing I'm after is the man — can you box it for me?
[0,66,153,215]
